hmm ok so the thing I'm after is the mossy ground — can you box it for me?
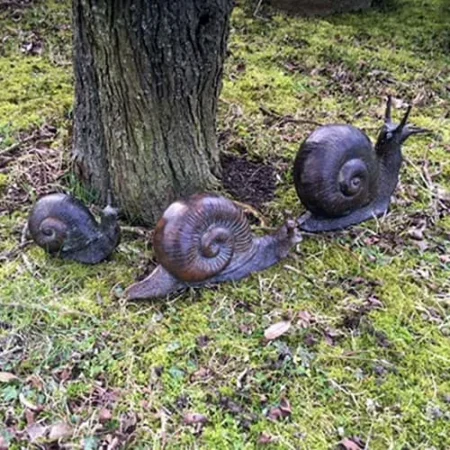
[1,0,449,448]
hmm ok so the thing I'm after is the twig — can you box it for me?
[259,105,323,127]
[0,133,38,157]
[0,128,56,157]
[254,0,263,17]
[120,225,153,239]
[0,240,32,262]
[231,200,268,227]
[21,222,29,244]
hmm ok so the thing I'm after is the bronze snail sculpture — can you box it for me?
[294,97,428,232]
[28,192,120,264]
[26,97,428,299]
[124,193,302,300]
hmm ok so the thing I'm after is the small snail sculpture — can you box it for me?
[28,193,120,264]
[124,193,302,300]
[294,97,428,232]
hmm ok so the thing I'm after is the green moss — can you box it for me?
[0,57,73,131]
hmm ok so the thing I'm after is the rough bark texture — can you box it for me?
[72,0,233,225]
[269,0,372,16]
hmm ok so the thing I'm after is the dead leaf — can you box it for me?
[408,226,425,240]
[267,407,283,421]
[58,367,72,382]
[191,367,212,381]
[106,436,120,450]
[413,239,429,252]
[119,412,138,434]
[0,372,19,383]
[0,435,8,450]
[25,409,36,425]
[436,186,450,201]
[258,432,277,444]
[324,327,342,346]
[99,408,113,423]
[264,321,291,341]
[412,90,428,107]
[298,311,313,328]
[48,422,72,441]
[367,296,383,309]
[183,413,209,426]
[340,437,365,450]
[27,375,44,390]
[279,398,292,415]
[440,255,450,264]
[267,398,292,421]
[26,423,47,443]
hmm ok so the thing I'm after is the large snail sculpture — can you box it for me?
[294,97,428,232]
[27,97,427,299]
[124,193,302,300]
[28,192,120,264]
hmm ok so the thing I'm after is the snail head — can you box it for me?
[375,96,430,153]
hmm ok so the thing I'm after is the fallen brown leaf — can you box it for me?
[298,311,313,328]
[99,408,113,423]
[191,367,211,381]
[0,372,19,383]
[258,432,277,444]
[25,409,36,425]
[340,437,365,450]
[264,321,291,341]
[48,422,72,441]
[408,228,425,241]
[267,398,292,421]
[183,413,209,426]
[440,254,450,264]
[26,423,47,443]
[0,435,8,450]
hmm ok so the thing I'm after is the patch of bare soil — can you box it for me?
[220,153,276,209]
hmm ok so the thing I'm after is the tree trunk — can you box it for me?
[72,0,233,225]
[269,0,372,16]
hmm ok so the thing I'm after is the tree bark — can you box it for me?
[269,0,372,16]
[72,0,233,225]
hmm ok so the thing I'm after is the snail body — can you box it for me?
[294,97,427,232]
[28,193,120,264]
[125,193,301,300]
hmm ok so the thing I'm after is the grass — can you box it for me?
[1,0,450,448]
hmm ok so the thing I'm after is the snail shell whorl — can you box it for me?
[153,194,253,282]
[294,125,379,218]
[32,216,68,252]
[28,193,100,254]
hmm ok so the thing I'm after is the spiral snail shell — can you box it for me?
[125,193,301,300]
[294,97,428,232]
[153,194,253,282]
[28,193,120,264]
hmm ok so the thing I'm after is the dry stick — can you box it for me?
[231,199,269,228]
[0,133,38,157]
[120,225,153,239]
[0,223,32,261]
[0,240,32,262]
[253,0,263,17]
[259,105,323,127]
[0,128,56,157]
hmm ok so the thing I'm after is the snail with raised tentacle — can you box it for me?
[28,193,120,264]
[124,193,302,300]
[294,97,428,232]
